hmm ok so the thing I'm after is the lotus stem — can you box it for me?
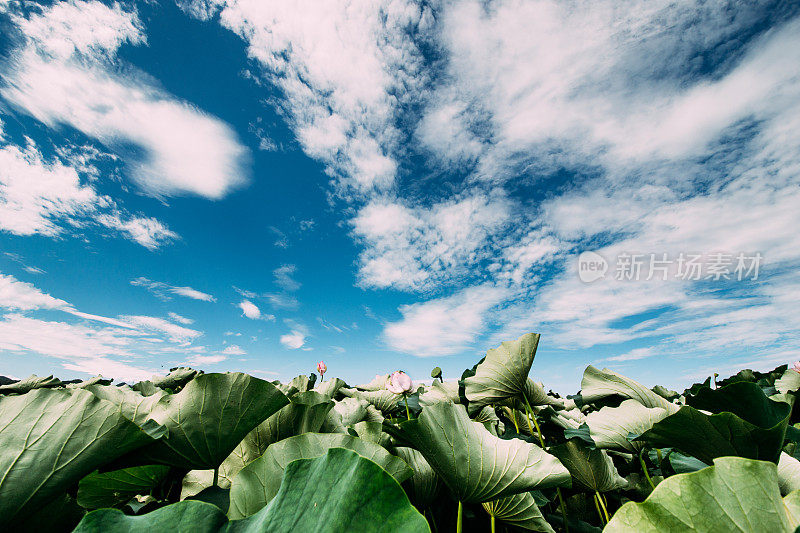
[510,408,520,433]
[523,398,568,532]
[593,492,606,525]
[457,501,463,533]
[639,448,656,490]
[404,393,412,420]
[426,508,438,533]
[596,490,610,523]
[491,514,496,533]
[557,487,569,533]
[656,448,663,469]
[212,467,219,488]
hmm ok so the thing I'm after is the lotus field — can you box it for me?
[3,333,800,532]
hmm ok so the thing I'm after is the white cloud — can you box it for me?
[121,315,202,343]
[0,141,98,236]
[238,300,261,320]
[183,0,429,195]
[280,330,306,350]
[96,214,177,250]
[384,284,509,356]
[168,312,194,325]
[0,313,152,381]
[353,192,512,290]
[187,354,227,365]
[273,264,300,291]
[605,347,657,362]
[221,344,245,355]
[2,0,248,199]
[0,272,69,311]
[0,110,174,249]
[131,277,216,302]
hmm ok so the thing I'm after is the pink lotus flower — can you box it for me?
[386,371,413,394]
[793,361,800,373]
[317,361,327,379]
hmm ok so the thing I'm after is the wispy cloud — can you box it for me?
[131,277,216,302]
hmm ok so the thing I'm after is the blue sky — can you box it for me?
[0,0,799,393]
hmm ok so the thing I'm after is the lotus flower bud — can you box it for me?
[317,361,327,376]
[386,370,413,394]
[793,361,800,373]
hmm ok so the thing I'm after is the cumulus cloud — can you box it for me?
[238,300,263,320]
[2,0,248,199]
[221,344,245,355]
[353,192,512,290]
[384,285,509,356]
[184,0,800,370]
[0,138,175,248]
[280,330,306,350]
[181,0,429,195]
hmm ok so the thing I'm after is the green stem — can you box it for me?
[427,508,438,533]
[593,492,606,525]
[510,408,520,434]
[524,399,568,532]
[656,448,663,470]
[404,393,412,420]
[491,514,496,533]
[457,501,463,533]
[557,487,569,533]
[213,467,219,488]
[640,448,656,490]
[595,490,610,523]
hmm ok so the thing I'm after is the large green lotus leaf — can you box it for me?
[77,465,171,509]
[585,400,669,453]
[397,401,570,503]
[182,391,337,500]
[0,388,163,523]
[463,333,562,413]
[313,377,347,399]
[75,448,430,533]
[420,380,460,405]
[26,492,86,533]
[118,373,290,470]
[580,366,679,413]
[350,420,389,445]
[638,383,790,464]
[0,374,62,394]
[66,376,113,389]
[238,391,334,461]
[357,374,390,391]
[275,374,316,396]
[549,439,627,492]
[228,432,412,519]
[778,452,800,495]
[181,469,233,500]
[85,384,167,426]
[776,369,800,395]
[394,447,440,508]
[474,405,503,435]
[151,367,198,390]
[483,492,554,532]
[340,387,402,413]
[605,457,800,532]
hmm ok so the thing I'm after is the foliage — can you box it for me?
[4,334,800,532]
